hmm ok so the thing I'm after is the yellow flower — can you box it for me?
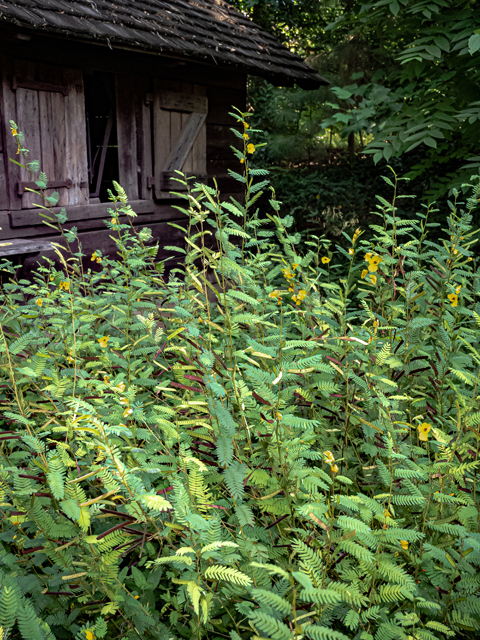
[455,285,461,295]
[281,268,295,281]
[383,509,392,529]
[324,451,335,464]
[292,263,299,270]
[417,422,432,442]
[119,397,129,406]
[91,252,98,261]
[123,407,133,418]
[111,218,118,225]
[50,275,55,281]
[292,289,307,305]
[36,298,43,307]
[103,376,110,385]
[269,290,279,299]
[321,257,331,264]
[244,122,249,129]
[364,254,383,273]
[59,280,70,291]
[369,274,377,285]
[11,128,17,137]
[331,464,339,474]
[352,228,361,244]
[85,630,96,640]
[247,143,256,154]
[348,248,354,256]
[447,293,458,308]
[361,269,368,279]
[97,257,102,264]
[98,336,110,348]
[243,133,249,140]
[116,382,126,392]
[240,158,245,164]
[400,540,409,550]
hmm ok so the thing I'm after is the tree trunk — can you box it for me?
[347,131,355,156]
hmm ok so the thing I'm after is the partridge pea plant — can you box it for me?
[1,112,480,640]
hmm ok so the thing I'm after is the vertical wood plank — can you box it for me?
[168,80,183,181]
[15,60,42,209]
[169,81,182,177]
[153,78,171,195]
[38,89,53,177]
[51,87,68,206]
[192,84,207,180]
[115,74,139,200]
[38,63,55,184]
[0,154,8,211]
[181,83,193,173]
[39,63,69,206]
[0,55,10,210]
[137,76,152,200]
[0,56,19,210]
[63,67,88,206]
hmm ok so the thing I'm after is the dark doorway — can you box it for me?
[84,71,119,203]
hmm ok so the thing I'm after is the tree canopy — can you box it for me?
[236,0,480,199]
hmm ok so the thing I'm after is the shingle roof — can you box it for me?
[0,0,327,89]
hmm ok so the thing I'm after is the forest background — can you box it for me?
[232,0,480,239]
[3,2,480,640]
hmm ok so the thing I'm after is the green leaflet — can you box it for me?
[204,565,252,585]
[2,115,480,640]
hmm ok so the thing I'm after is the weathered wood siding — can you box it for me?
[0,56,89,211]
[0,29,246,267]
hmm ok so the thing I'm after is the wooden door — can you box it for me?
[152,81,207,193]
[0,57,89,210]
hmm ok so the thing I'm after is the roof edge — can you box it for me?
[0,10,328,89]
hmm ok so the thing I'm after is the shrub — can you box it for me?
[1,114,480,640]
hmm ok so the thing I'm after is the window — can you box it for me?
[84,71,119,203]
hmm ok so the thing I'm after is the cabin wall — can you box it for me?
[0,27,246,268]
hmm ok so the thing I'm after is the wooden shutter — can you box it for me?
[116,75,152,201]
[152,82,207,193]
[1,57,88,210]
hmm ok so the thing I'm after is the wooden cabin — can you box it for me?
[0,0,325,267]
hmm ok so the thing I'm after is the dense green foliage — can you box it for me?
[319,0,480,200]
[2,116,480,640]
[240,0,480,229]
